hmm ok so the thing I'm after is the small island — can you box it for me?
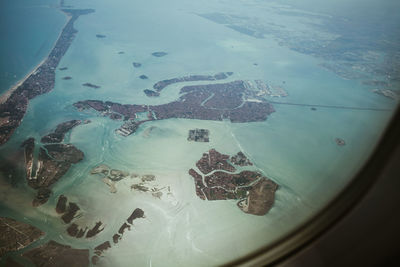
[188,129,209,142]
[132,62,142,68]
[82,82,100,89]
[143,89,160,97]
[95,34,106,38]
[59,67,68,71]
[151,51,168,57]
[62,76,72,80]
[335,138,346,146]
[139,75,148,80]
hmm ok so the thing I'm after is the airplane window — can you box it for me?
[0,0,398,266]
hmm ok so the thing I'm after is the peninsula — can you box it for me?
[0,8,94,146]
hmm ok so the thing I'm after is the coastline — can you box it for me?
[0,12,71,105]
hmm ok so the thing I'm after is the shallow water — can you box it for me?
[0,0,397,266]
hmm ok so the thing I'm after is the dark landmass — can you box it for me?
[86,221,104,238]
[66,223,79,237]
[33,187,52,207]
[74,80,274,136]
[196,149,236,174]
[231,151,253,166]
[132,62,142,68]
[94,241,111,256]
[152,72,233,93]
[189,149,278,215]
[92,256,100,265]
[22,122,84,206]
[91,208,145,265]
[143,89,160,97]
[61,202,80,224]
[66,223,87,238]
[311,107,317,111]
[113,234,121,244]
[0,8,94,146]
[62,76,72,80]
[82,82,100,89]
[41,119,81,143]
[118,223,131,235]
[127,208,145,224]
[56,195,68,214]
[0,217,45,258]
[59,67,68,71]
[335,138,346,146]
[95,34,106,38]
[118,51,125,54]
[151,51,167,57]
[4,257,23,267]
[23,140,83,206]
[44,143,84,163]
[22,240,89,267]
[139,75,148,80]
[188,128,209,142]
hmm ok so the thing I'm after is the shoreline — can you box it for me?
[0,12,72,105]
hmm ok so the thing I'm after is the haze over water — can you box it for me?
[0,0,398,266]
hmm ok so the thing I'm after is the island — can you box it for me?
[22,240,89,267]
[22,119,85,206]
[152,72,233,93]
[132,62,142,68]
[0,8,95,146]
[82,82,100,89]
[41,119,82,143]
[95,34,106,38]
[139,75,148,80]
[151,51,168,57]
[189,149,278,216]
[188,128,209,142]
[0,217,45,258]
[143,89,160,97]
[74,80,275,137]
[59,67,68,71]
[62,76,72,80]
[335,138,346,146]
[91,208,145,265]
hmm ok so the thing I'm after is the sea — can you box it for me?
[0,0,397,266]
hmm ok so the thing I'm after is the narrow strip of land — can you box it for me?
[269,101,393,111]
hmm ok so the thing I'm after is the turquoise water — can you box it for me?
[0,0,397,266]
[0,0,66,94]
